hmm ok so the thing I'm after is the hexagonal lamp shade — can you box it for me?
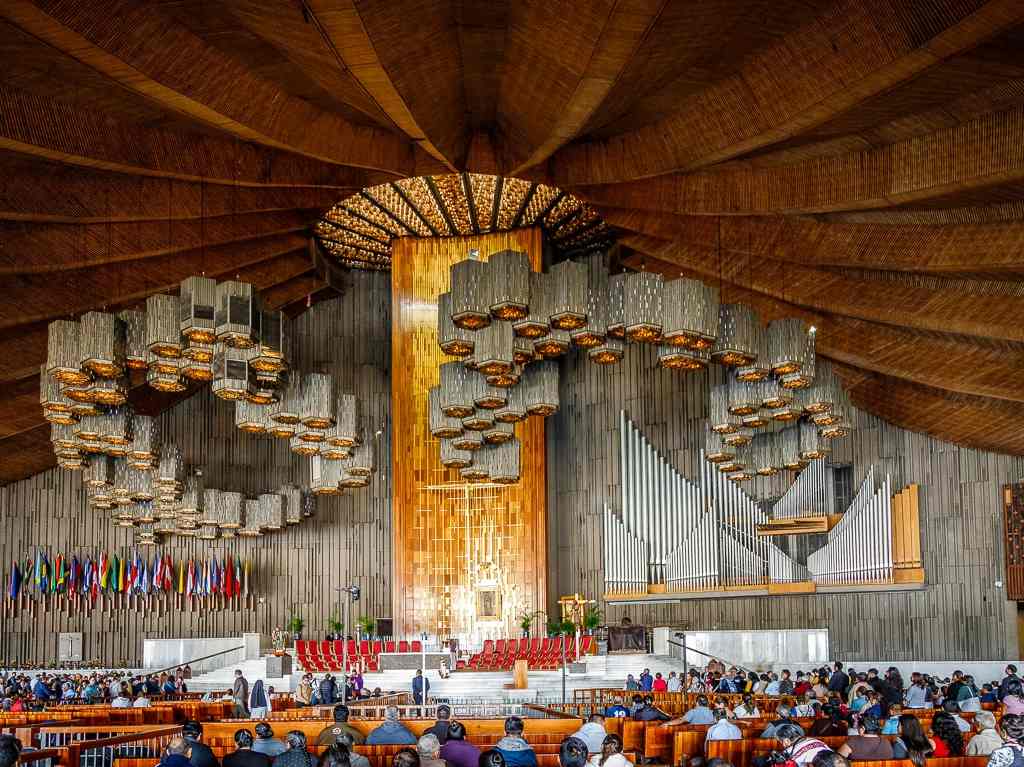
[751,435,782,476]
[711,303,759,367]
[215,280,259,348]
[522,360,559,416]
[47,320,90,385]
[622,271,663,343]
[735,321,769,382]
[437,291,474,357]
[780,330,816,389]
[280,484,303,525]
[513,271,551,339]
[804,361,837,415]
[119,310,148,370]
[240,498,265,535]
[440,438,473,468]
[179,276,217,344]
[722,426,753,447]
[483,420,515,445]
[449,258,492,330]
[251,309,289,374]
[487,438,521,484]
[605,273,626,339]
[235,399,268,433]
[270,376,302,425]
[429,386,463,439]
[475,320,515,375]
[662,279,719,350]
[533,326,570,358]
[779,426,806,470]
[260,493,285,529]
[220,491,244,528]
[727,377,759,416]
[799,420,829,461]
[657,343,710,370]
[331,393,362,446]
[145,294,182,359]
[439,360,474,418]
[488,249,530,320]
[80,311,125,379]
[548,259,588,330]
[452,428,483,451]
[494,383,527,423]
[704,425,735,464]
[211,346,253,400]
[572,282,608,349]
[40,366,77,424]
[767,318,808,376]
[300,373,334,428]
[146,357,186,393]
[709,384,739,434]
[588,337,625,365]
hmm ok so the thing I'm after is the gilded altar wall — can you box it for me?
[391,230,547,643]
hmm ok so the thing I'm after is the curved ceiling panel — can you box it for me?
[0,0,1023,481]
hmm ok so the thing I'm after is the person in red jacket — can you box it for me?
[653,673,668,692]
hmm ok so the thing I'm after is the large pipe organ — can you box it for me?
[603,412,923,601]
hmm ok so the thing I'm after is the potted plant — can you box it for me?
[287,614,304,640]
[582,606,602,634]
[546,618,562,637]
[560,619,576,636]
[356,615,375,640]
[519,611,533,638]
[327,613,344,638]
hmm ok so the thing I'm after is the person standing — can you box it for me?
[639,669,653,692]
[412,670,429,706]
[233,670,250,718]
[250,680,270,719]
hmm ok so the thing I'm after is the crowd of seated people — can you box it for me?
[0,667,192,710]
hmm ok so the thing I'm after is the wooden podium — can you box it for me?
[513,659,529,689]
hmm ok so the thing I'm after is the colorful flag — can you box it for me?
[177,560,184,594]
[242,559,249,598]
[186,559,194,596]
[8,562,20,600]
[234,558,242,598]
[163,555,173,591]
[99,553,109,590]
[224,556,234,597]
[117,555,125,592]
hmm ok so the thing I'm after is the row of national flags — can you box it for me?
[6,552,252,603]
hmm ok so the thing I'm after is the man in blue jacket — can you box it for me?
[494,716,537,767]
[366,706,417,745]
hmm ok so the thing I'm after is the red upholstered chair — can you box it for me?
[411,640,422,652]
[399,640,410,652]
[385,641,396,653]
[372,640,383,655]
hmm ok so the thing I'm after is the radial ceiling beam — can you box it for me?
[0,87,372,190]
[303,0,461,170]
[0,210,318,275]
[0,0,414,175]
[0,234,310,332]
[832,360,1024,457]
[619,232,1024,344]
[576,105,1024,216]
[549,0,1024,185]
[505,0,667,175]
[622,249,1024,406]
[598,207,1024,274]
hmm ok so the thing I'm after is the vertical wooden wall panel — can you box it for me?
[0,270,392,666]
[549,341,1024,660]
[390,230,547,639]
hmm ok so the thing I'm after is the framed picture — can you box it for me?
[476,587,501,620]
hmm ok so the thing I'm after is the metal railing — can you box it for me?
[149,645,246,677]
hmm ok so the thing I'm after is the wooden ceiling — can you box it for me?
[2,0,1024,483]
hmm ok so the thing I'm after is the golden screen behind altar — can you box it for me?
[391,229,547,641]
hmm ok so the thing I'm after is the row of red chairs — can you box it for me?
[295,640,423,673]
[468,636,594,670]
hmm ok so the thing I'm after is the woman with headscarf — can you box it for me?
[250,679,270,719]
